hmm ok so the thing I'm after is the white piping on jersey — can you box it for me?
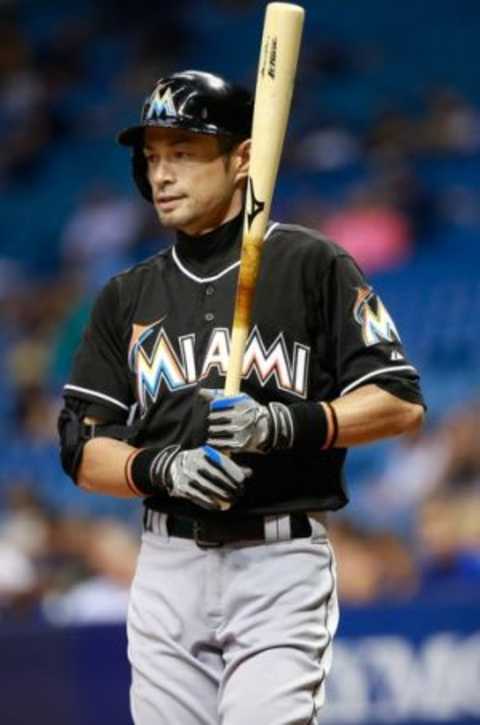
[171,221,281,283]
[172,248,240,283]
[264,221,280,239]
[340,365,416,396]
[63,384,129,411]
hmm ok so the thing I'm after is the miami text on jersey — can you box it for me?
[129,321,310,411]
[353,286,401,347]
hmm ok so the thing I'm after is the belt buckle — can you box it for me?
[193,521,223,549]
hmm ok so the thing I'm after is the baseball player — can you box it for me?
[58,70,425,725]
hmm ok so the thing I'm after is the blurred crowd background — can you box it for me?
[1,0,480,625]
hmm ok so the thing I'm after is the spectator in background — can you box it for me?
[329,519,417,604]
[2,275,80,441]
[291,123,361,172]
[43,520,139,624]
[352,399,480,596]
[367,109,416,160]
[61,184,146,287]
[61,185,144,262]
[0,18,51,185]
[368,90,480,159]
[0,487,48,620]
[419,89,480,156]
[372,164,437,240]
[0,540,38,618]
[356,401,480,527]
[415,402,480,594]
[327,402,480,603]
[283,183,412,275]
[417,493,480,595]
[48,296,94,391]
[0,485,140,623]
[321,185,412,273]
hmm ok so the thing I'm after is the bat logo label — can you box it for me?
[246,177,265,229]
[260,36,277,79]
[268,37,277,79]
[260,39,269,77]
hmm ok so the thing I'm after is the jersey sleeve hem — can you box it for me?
[63,384,130,412]
[339,365,417,396]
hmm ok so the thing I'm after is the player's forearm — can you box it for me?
[330,384,424,447]
[77,437,138,498]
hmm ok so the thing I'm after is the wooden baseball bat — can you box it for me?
[224,2,305,396]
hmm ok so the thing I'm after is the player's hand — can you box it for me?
[199,389,274,454]
[163,445,251,511]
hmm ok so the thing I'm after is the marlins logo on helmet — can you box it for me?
[145,86,178,122]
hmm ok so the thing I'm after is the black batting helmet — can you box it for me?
[117,70,253,202]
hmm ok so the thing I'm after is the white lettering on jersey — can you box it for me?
[242,326,310,398]
[179,334,197,383]
[200,328,230,379]
[129,322,197,410]
[353,286,401,347]
[294,346,309,395]
[130,322,310,411]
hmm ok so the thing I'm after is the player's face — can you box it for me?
[144,127,249,236]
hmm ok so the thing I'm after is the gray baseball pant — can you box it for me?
[127,512,339,724]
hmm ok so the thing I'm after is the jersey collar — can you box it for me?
[174,213,243,280]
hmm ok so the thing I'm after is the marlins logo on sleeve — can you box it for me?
[353,286,401,347]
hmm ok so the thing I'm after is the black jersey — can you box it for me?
[64,213,424,520]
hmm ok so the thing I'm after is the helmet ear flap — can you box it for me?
[132,149,153,203]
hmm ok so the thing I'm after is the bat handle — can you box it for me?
[224,324,250,396]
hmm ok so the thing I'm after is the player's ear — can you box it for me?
[233,139,250,184]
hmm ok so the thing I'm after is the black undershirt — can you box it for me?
[175,212,243,278]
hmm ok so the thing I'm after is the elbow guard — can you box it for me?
[58,403,94,483]
[57,397,136,483]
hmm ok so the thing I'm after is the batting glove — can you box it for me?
[128,444,251,511]
[199,389,294,454]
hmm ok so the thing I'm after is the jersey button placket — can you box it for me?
[204,284,216,323]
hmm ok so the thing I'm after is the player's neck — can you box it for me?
[176,211,243,264]
[177,186,245,237]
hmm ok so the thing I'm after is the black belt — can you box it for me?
[144,511,312,548]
